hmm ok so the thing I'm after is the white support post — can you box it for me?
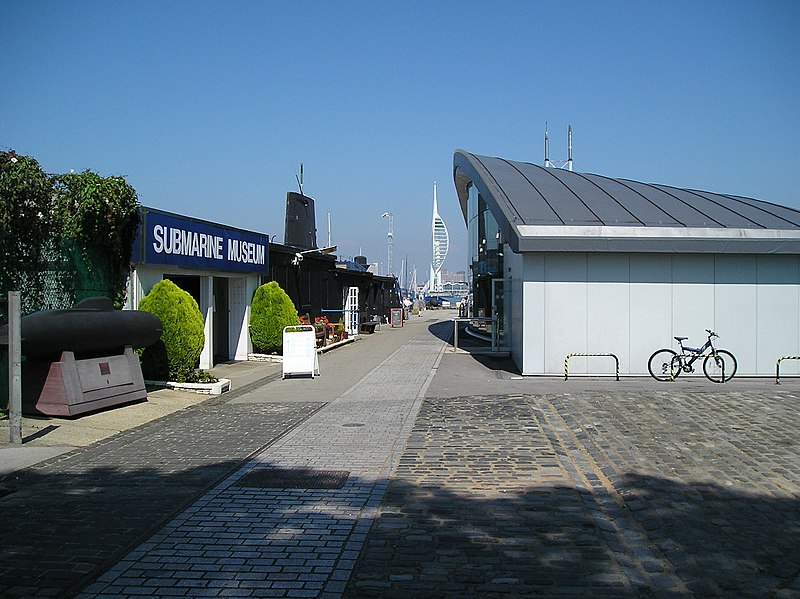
[200,276,214,370]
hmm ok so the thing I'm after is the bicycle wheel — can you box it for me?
[648,349,680,381]
[703,350,737,383]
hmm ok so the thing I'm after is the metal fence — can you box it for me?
[1,240,115,321]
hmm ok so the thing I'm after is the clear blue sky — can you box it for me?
[3,1,799,281]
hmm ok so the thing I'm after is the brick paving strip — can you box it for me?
[348,390,800,598]
[74,331,447,598]
[0,399,324,599]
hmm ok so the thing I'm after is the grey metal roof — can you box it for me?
[453,150,800,254]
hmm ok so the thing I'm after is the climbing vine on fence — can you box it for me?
[0,150,141,317]
[0,151,54,317]
[52,170,140,307]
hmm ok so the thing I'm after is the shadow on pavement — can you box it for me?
[0,400,323,598]
[0,460,247,598]
[469,353,520,375]
[347,389,800,597]
[1,455,797,598]
[428,320,520,376]
[427,319,455,344]
[346,473,800,597]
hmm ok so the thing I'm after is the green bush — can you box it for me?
[0,151,55,316]
[249,281,299,353]
[138,279,205,382]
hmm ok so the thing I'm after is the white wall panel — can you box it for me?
[131,267,163,306]
[756,256,800,373]
[229,277,252,360]
[544,254,587,374]
[506,250,526,369]
[199,276,214,370]
[629,255,673,374]
[714,255,757,374]
[587,254,629,375]
[671,255,715,352]
[519,253,545,375]
[515,251,800,377]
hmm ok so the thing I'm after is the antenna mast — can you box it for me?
[295,162,304,195]
[544,122,551,168]
[567,125,573,171]
[543,124,573,171]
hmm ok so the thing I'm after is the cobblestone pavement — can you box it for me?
[4,314,800,598]
[0,400,323,598]
[348,389,800,598]
[73,325,447,598]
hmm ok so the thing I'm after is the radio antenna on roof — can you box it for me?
[544,122,551,168]
[295,162,304,195]
[544,124,573,171]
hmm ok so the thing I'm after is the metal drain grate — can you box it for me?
[233,468,350,489]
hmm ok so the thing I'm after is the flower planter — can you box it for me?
[146,378,231,395]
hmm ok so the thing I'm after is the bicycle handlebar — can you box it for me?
[705,329,718,338]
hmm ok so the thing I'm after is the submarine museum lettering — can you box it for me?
[137,209,269,273]
[151,225,265,265]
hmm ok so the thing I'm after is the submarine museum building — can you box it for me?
[130,207,269,370]
[129,206,400,370]
[453,150,800,377]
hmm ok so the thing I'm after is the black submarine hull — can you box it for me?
[0,297,162,358]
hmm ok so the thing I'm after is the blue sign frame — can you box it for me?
[133,208,269,274]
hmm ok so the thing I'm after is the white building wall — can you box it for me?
[130,267,163,309]
[756,256,800,374]
[586,254,630,376]
[506,248,525,365]
[230,277,258,361]
[519,254,545,375]
[714,255,758,374]
[671,255,715,353]
[629,255,672,367]
[199,275,213,370]
[543,254,587,374]
[129,265,259,369]
[516,252,800,377]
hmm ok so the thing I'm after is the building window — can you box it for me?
[467,184,503,319]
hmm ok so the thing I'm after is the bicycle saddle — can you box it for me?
[674,336,688,341]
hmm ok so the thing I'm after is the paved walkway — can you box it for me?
[2,312,800,598]
[348,385,800,598]
[76,320,446,598]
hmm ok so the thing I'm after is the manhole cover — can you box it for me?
[233,468,350,489]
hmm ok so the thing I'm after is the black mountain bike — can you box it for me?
[648,329,737,383]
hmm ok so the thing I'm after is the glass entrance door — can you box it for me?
[213,277,229,363]
[491,278,510,352]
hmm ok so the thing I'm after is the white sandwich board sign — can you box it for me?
[282,325,319,379]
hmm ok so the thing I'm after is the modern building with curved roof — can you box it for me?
[453,149,800,377]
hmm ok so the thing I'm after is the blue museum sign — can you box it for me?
[133,208,269,274]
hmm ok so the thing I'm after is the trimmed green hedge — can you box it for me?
[138,279,205,382]
[249,281,299,353]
